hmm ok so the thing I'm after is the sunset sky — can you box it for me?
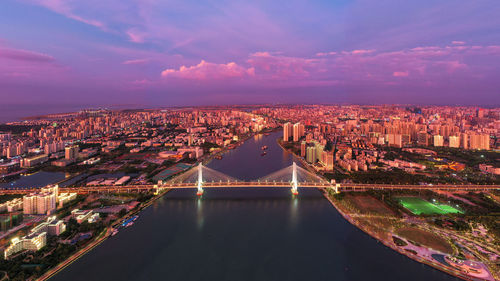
[1,0,500,107]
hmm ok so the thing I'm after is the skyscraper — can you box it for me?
[283,122,292,141]
[23,191,56,215]
[417,131,429,146]
[461,133,469,149]
[293,122,305,142]
[449,136,460,148]
[433,135,444,147]
[65,145,79,161]
[301,141,307,157]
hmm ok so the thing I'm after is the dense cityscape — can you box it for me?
[2,0,500,280]
[0,105,497,280]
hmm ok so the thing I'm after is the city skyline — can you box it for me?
[0,104,498,280]
[1,1,500,280]
[1,0,500,107]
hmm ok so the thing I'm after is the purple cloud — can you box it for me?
[0,47,55,62]
[122,58,150,65]
[27,0,105,29]
[3,0,500,105]
[393,71,409,77]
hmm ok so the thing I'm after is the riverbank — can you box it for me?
[35,131,271,280]
[320,191,481,281]
[277,138,493,280]
[36,188,171,281]
[44,129,466,281]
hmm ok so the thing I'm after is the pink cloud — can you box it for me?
[122,58,149,65]
[436,60,467,73]
[247,52,319,79]
[161,60,255,79]
[158,43,499,86]
[452,41,466,45]
[316,51,337,57]
[0,47,55,62]
[126,29,145,43]
[393,71,409,77]
[342,49,375,55]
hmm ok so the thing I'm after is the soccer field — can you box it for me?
[397,197,463,215]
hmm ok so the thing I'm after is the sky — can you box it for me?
[1,0,500,110]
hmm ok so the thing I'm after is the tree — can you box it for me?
[324,141,333,152]
[118,208,127,217]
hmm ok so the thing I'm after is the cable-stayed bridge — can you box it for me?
[167,162,327,195]
[1,162,499,195]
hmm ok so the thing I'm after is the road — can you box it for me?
[1,182,498,195]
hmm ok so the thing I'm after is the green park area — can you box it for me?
[397,197,463,215]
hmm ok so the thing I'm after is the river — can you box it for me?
[0,171,67,189]
[51,131,459,281]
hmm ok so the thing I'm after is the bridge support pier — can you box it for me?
[196,163,204,196]
[291,162,299,195]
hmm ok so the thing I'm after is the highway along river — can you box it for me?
[51,131,459,281]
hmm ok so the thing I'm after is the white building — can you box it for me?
[58,192,78,208]
[4,232,47,259]
[449,135,460,148]
[23,186,58,215]
[0,198,23,212]
[71,209,96,223]
[433,135,444,147]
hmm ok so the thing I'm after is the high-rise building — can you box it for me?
[306,146,316,163]
[387,134,402,148]
[300,141,307,157]
[23,195,36,215]
[417,131,428,146]
[23,191,56,215]
[321,151,334,170]
[482,134,490,150]
[461,133,469,149]
[402,134,411,146]
[433,135,444,147]
[36,193,56,215]
[476,108,485,118]
[293,122,305,142]
[449,136,460,148]
[315,143,324,162]
[283,122,292,141]
[65,145,79,161]
[469,134,490,150]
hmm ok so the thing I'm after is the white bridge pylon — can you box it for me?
[167,163,240,196]
[291,162,298,195]
[197,163,203,196]
[257,161,328,195]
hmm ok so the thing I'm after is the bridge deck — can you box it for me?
[0,181,498,195]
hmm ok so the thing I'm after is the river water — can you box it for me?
[0,171,67,189]
[51,131,458,281]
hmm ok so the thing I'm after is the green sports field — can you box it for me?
[397,197,463,215]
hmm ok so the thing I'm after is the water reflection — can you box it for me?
[197,197,204,229]
[50,131,460,281]
[289,196,299,230]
